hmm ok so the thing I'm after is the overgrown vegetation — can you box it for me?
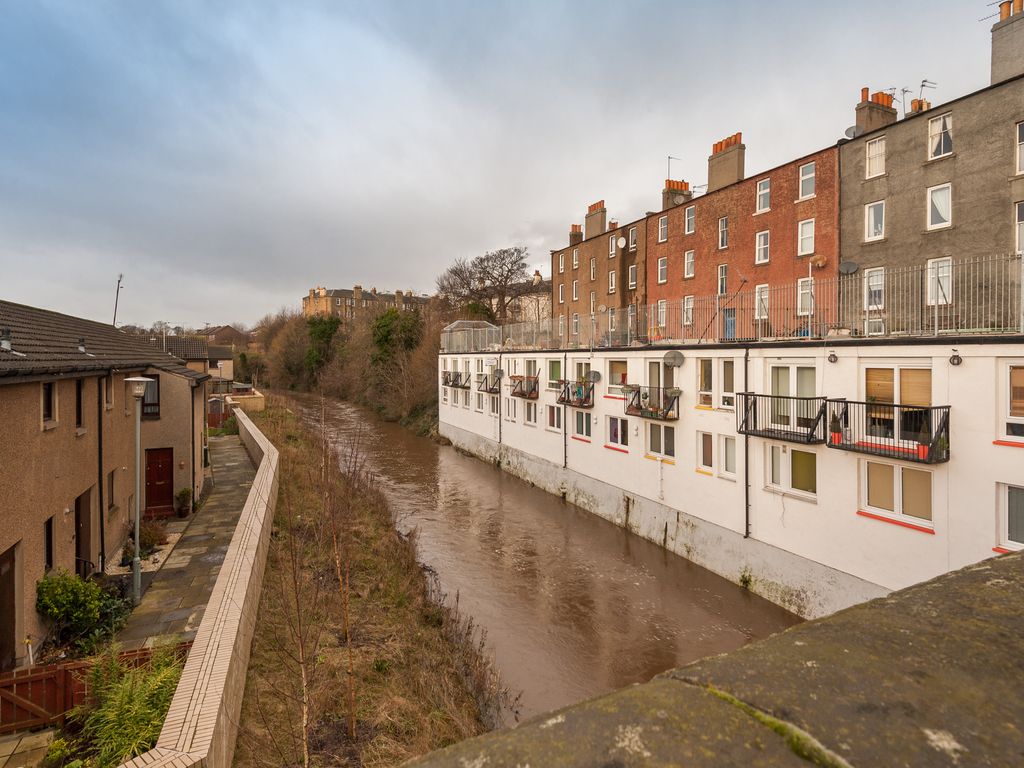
[235,396,513,767]
[36,571,132,657]
[44,645,186,768]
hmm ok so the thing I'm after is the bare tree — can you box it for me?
[436,247,530,324]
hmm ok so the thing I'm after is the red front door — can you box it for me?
[145,448,174,515]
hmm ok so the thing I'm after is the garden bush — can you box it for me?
[138,519,167,555]
[36,570,103,644]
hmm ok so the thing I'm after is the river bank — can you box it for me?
[233,395,496,767]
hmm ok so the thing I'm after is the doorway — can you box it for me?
[0,544,15,671]
[145,447,174,515]
[74,489,92,578]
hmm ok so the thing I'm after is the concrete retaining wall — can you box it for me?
[442,421,885,618]
[119,408,279,768]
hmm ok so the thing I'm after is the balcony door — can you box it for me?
[770,365,815,429]
[865,367,932,442]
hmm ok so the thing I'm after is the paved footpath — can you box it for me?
[118,435,255,651]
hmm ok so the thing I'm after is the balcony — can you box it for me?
[557,379,595,409]
[510,375,539,400]
[477,374,501,394]
[825,399,950,464]
[736,393,827,444]
[441,370,459,387]
[622,385,680,421]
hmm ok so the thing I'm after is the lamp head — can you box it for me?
[125,376,153,399]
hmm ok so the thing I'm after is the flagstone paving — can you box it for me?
[117,435,255,651]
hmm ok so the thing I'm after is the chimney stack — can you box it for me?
[855,88,898,134]
[662,179,693,211]
[992,0,1024,83]
[584,200,607,239]
[908,98,932,115]
[353,285,363,302]
[569,224,583,245]
[707,133,745,193]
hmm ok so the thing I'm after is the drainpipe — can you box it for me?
[190,381,197,511]
[497,352,502,448]
[562,350,568,469]
[96,372,106,571]
[743,347,751,538]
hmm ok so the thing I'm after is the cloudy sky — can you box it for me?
[0,0,994,327]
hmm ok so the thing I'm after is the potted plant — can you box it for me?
[174,488,193,518]
[916,422,931,461]
[829,412,843,445]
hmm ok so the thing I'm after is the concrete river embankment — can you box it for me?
[298,395,799,724]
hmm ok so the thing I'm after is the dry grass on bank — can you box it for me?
[234,395,499,768]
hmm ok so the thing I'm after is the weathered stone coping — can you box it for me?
[119,407,279,768]
[407,551,1024,767]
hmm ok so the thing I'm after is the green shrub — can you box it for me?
[223,415,239,435]
[174,487,192,513]
[67,646,184,767]
[138,519,167,556]
[36,571,103,643]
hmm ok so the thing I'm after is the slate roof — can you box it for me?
[208,345,233,361]
[157,335,209,361]
[0,300,206,381]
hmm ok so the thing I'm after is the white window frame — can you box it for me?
[926,183,952,231]
[647,423,675,459]
[720,359,735,409]
[866,136,886,178]
[572,280,579,300]
[684,250,695,278]
[572,248,579,268]
[525,400,537,425]
[862,460,933,527]
[607,415,629,448]
[927,113,953,160]
[720,435,737,478]
[558,315,565,339]
[797,277,814,317]
[628,264,637,289]
[684,205,695,234]
[505,396,517,422]
[717,264,727,296]
[590,291,596,315]
[1015,201,1023,255]
[767,443,818,498]
[798,162,815,199]
[608,270,616,293]
[864,267,885,311]
[926,256,953,306]
[1002,483,1024,550]
[683,295,694,326]
[1017,122,1024,175]
[798,218,815,256]
[547,359,562,390]
[657,256,668,284]
[489,394,499,417]
[754,284,769,320]
[572,313,580,335]
[864,200,885,242]
[475,392,484,412]
[657,299,667,327]
[755,230,770,264]
[718,217,728,249]
[756,178,770,213]
[546,404,562,432]
[559,253,564,273]
[590,257,596,281]
[609,234,616,259]
[658,215,668,243]
[573,409,592,439]
[609,308,617,332]
[697,431,714,472]
[628,226,637,250]
[1001,360,1024,440]
[558,284,564,304]
[697,358,713,406]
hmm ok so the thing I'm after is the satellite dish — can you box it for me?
[664,350,685,367]
[838,261,860,275]
[617,236,627,249]
[597,304,607,313]
[844,125,864,140]
[586,370,602,383]
[673,194,685,205]
[494,368,504,378]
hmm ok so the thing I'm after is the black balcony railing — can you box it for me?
[441,370,458,387]
[736,393,827,444]
[477,374,501,394]
[825,399,950,464]
[452,371,471,389]
[623,385,680,421]
[510,375,540,399]
[557,379,595,408]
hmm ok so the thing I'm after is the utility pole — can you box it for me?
[112,274,123,326]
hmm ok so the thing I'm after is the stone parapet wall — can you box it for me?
[119,408,278,768]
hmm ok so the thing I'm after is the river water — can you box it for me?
[303,396,800,723]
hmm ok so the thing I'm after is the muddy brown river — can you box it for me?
[302,396,800,724]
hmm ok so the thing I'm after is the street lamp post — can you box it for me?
[125,376,153,606]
